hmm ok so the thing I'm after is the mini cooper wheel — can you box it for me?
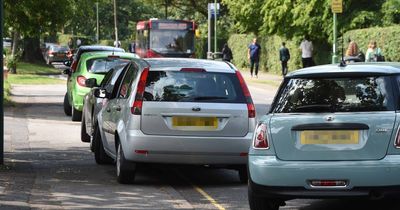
[116,142,136,184]
[248,188,279,210]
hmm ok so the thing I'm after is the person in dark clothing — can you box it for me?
[128,42,136,53]
[248,38,261,78]
[221,43,233,62]
[279,42,290,76]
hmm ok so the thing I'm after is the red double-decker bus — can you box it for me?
[135,19,196,58]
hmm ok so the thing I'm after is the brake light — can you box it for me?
[77,76,87,87]
[131,67,149,115]
[48,50,54,55]
[236,71,255,118]
[146,49,162,58]
[395,126,400,148]
[253,124,269,149]
[180,68,206,72]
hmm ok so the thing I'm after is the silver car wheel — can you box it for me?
[116,144,121,176]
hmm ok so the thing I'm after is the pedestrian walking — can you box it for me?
[279,42,290,76]
[221,43,233,62]
[248,38,261,78]
[345,38,359,57]
[76,38,82,48]
[67,37,74,50]
[365,41,384,62]
[128,41,136,53]
[299,35,314,68]
[114,40,121,48]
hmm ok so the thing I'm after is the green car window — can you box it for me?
[86,58,130,74]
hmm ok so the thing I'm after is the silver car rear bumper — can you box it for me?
[121,130,253,164]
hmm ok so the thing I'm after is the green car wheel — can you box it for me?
[63,93,72,116]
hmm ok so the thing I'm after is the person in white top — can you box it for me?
[299,35,314,68]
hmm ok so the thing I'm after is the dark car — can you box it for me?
[80,63,129,145]
[64,45,125,73]
[44,45,69,64]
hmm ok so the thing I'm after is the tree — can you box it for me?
[221,0,264,35]
[5,0,72,62]
[223,0,395,43]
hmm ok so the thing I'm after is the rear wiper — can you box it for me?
[294,104,333,112]
[194,96,228,100]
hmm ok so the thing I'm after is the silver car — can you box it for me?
[93,58,256,184]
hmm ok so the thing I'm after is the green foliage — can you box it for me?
[344,25,400,62]
[194,37,227,59]
[221,0,264,35]
[5,0,71,37]
[3,80,13,106]
[98,40,130,51]
[382,0,400,26]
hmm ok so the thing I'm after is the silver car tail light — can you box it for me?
[395,125,400,148]
[253,124,269,149]
[235,71,255,118]
[131,67,149,115]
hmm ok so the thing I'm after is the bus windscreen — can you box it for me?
[150,30,194,54]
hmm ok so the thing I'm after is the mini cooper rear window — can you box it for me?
[86,58,130,73]
[144,71,246,103]
[271,76,395,113]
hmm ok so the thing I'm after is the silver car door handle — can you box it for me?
[114,106,121,111]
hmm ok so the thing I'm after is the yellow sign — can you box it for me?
[331,0,343,13]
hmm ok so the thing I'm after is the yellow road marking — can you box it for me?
[192,184,226,210]
[174,170,226,210]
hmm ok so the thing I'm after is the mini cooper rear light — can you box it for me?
[131,67,149,115]
[253,124,269,149]
[236,71,255,118]
[310,180,347,187]
[77,76,87,87]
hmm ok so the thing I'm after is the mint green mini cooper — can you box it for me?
[248,63,400,210]
[64,51,139,121]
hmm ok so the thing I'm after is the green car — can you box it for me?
[63,51,139,121]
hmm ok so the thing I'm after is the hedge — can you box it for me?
[343,25,400,62]
[227,34,331,75]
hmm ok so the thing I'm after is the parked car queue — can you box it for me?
[63,45,400,210]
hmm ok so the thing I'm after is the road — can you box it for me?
[1,81,398,209]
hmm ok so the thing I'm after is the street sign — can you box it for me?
[208,3,220,16]
[331,0,343,13]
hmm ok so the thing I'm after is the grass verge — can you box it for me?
[3,80,13,106]
[17,62,61,75]
[7,74,65,84]
[3,61,65,105]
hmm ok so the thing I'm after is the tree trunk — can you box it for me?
[22,37,45,63]
[11,30,19,57]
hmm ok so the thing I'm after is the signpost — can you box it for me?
[332,0,342,64]
[1,0,4,165]
[207,2,220,59]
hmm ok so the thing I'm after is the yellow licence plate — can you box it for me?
[300,130,359,144]
[172,117,218,129]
